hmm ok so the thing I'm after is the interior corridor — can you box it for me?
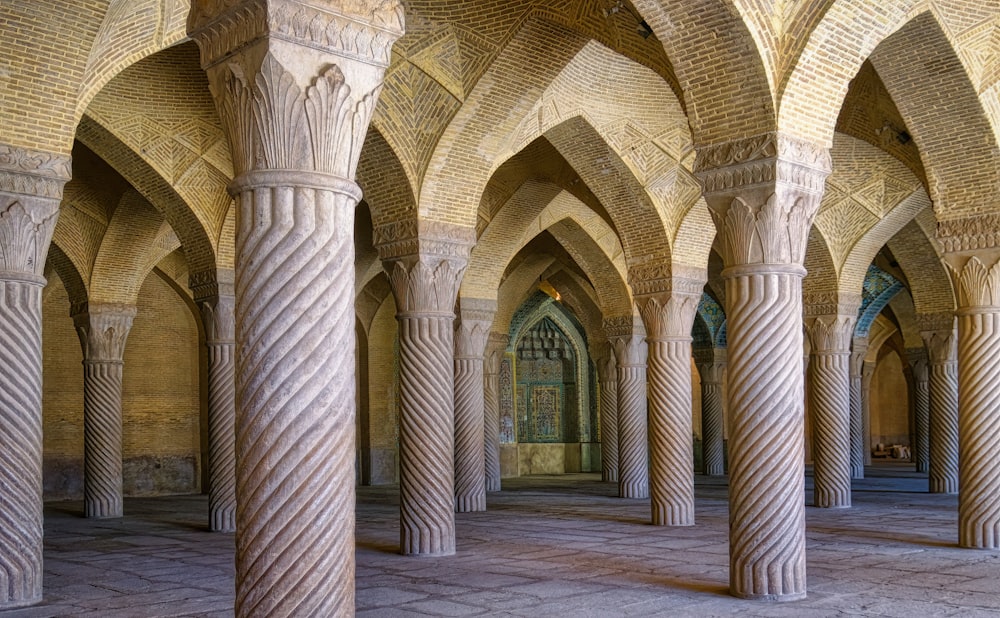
[1,468,995,618]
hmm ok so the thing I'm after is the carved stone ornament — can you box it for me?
[199,294,237,343]
[803,292,862,318]
[388,253,467,315]
[947,255,1000,309]
[212,52,381,177]
[190,268,236,301]
[455,316,492,359]
[713,193,817,267]
[375,219,476,263]
[915,311,955,333]
[0,198,59,278]
[805,315,855,354]
[74,304,138,363]
[937,214,1000,254]
[636,291,701,340]
[188,0,405,69]
[602,315,638,339]
[628,264,705,298]
[693,133,831,194]
[0,143,71,200]
[922,328,958,364]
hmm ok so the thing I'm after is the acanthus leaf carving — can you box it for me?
[200,294,237,343]
[921,328,957,364]
[388,254,467,315]
[947,255,1000,309]
[636,292,700,340]
[0,199,59,277]
[805,315,854,354]
[74,305,138,363]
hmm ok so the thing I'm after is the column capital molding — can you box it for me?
[608,330,647,367]
[188,0,404,69]
[945,255,1000,310]
[455,300,494,359]
[0,143,72,200]
[375,219,476,263]
[484,333,508,374]
[694,133,830,268]
[907,347,929,382]
[386,250,468,316]
[936,213,1000,255]
[805,314,854,354]
[803,291,862,318]
[915,311,955,333]
[636,288,701,340]
[921,327,957,364]
[200,294,237,343]
[73,303,138,363]
[628,262,706,297]
[190,268,236,301]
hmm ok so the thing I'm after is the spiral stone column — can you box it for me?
[191,270,237,532]
[696,349,727,476]
[453,299,494,512]
[380,223,474,555]
[606,317,648,499]
[940,228,1000,548]
[189,3,403,614]
[0,145,66,609]
[596,345,619,483]
[805,313,855,508]
[922,325,959,495]
[483,333,507,492]
[908,349,930,474]
[695,132,830,601]
[849,338,868,478]
[73,304,137,519]
[635,274,704,526]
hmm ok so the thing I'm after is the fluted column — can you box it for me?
[848,337,868,478]
[380,223,474,556]
[696,348,727,476]
[453,299,494,512]
[635,273,704,526]
[908,349,930,474]
[940,229,1000,548]
[596,345,619,483]
[606,317,648,499]
[0,145,66,609]
[483,333,507,492]
[189,4,403,615]
[191,270,237,532]
[805,313,855,508]
[695,132,830,601]
[73,304,137,519]
[922,326,959,494]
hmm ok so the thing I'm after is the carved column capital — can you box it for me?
[921,327,958,365]
[188,0,404,69]
[605,318,647,367]
[191,269,236,344]
[908,347,929,382]
[484,333,508,375]
[455,298,495,359]
[634,275,704,341]
[190,268,236,301]
[73,304,138,363]
[386,253,469,318]
[694,133,830,268]
[805,315,855,355]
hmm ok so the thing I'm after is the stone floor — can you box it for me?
[3,464,1000,617]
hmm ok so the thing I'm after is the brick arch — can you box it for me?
[633,0,774,143]
[778,1,920,145]
[356,127,417,236]
[355,272,392,336]
[76,116,221,276]
[809,132,928,297]
[46,242,90,309]
[465,185,626,299]
[494,254,559,336]
[886,210,955,316]
[89,189,180,305]
[869,11,1000,221]
[75,0,190,122]
[418,30,688,267]
[546,270,606,350]
[547,217,633,318]
[803,225,840,301]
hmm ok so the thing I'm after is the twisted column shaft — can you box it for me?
[726,267,807,599]
[191,5,403,613]
[0,148,65,609]
[909,351,930,474]
[923,328,959,495]
[453,304,492,512]
[609,327,649,499]
[807,316,853,508]
[698,359,726,476]
[192,284,237,533]
[849,339,867,479]
[647,339,694,524]
[483,334,507,492]
[74,305,136,521]
[597,352,619,483]
[0,278,45,608]
[945,251,1000,548]
[637,285,701,526]
[386,250,470,555]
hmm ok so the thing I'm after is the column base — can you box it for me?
[731,590,807,602]
[0,595,42,611]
